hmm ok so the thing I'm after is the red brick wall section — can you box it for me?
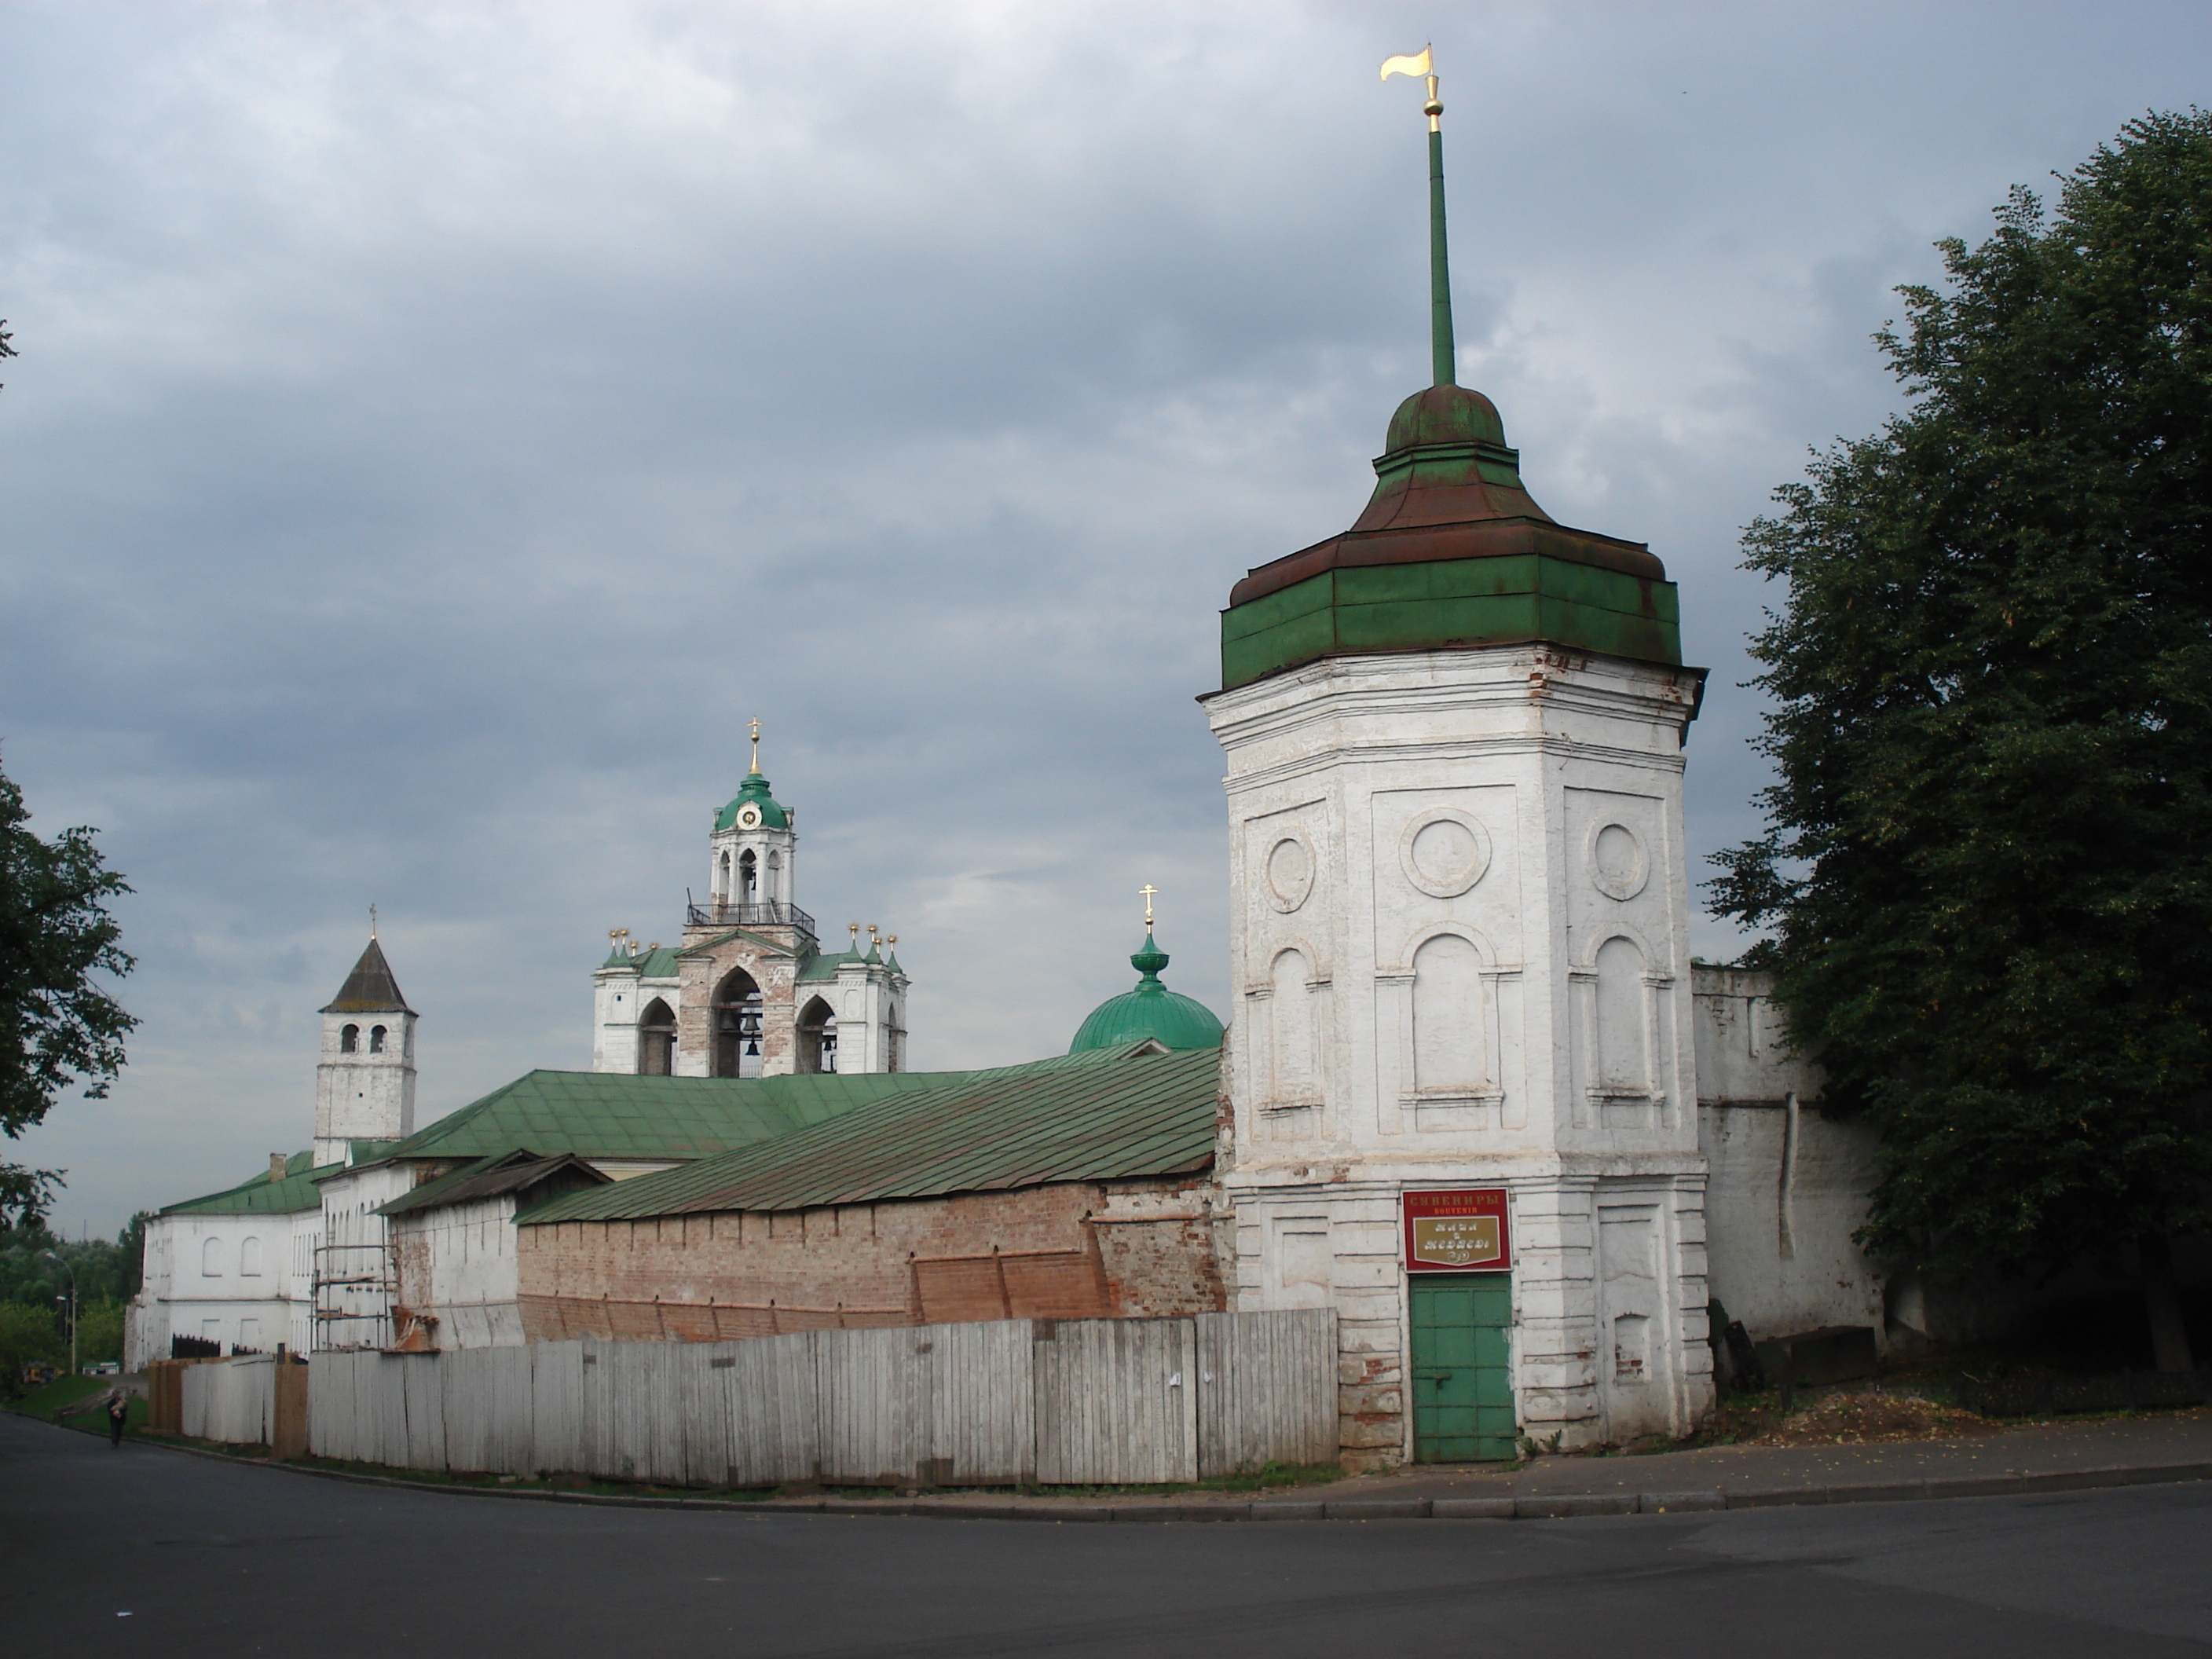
[676,925,809,1075]
[517,1177,1223,1342]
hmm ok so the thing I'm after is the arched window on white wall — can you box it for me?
[340,1024,360,1053]
[1269,948,1314,1103]
[1594,936,1649,1093]
[765,851,782,903]
[201,1237,224,1277]
[369,1024,387,1053]
[1412,933,1487,1094]
[239,1236,264,1277]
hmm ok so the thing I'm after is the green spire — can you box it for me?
[1428,123,1455,386]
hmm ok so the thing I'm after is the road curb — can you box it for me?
[54,1419,2212,1524]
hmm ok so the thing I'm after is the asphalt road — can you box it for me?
[6,1412,2211,1657]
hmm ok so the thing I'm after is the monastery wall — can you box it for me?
[515,1177,1224,1343]
[1690,964,1887,1349]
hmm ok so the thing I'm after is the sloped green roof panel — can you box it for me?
[162,1150,338,1217]
[387,1064,1014,1165]
[518,1044,1220,1225]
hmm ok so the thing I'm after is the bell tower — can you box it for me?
[313,932,417,1166]
[705,720,799,921]
[1201,50,1712,1466]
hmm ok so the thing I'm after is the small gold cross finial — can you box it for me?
[1139,884,1157,928]
[748,718,762,775]
[369,903,378,940]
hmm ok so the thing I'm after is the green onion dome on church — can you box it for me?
[1069,930,1225,1054]
[715,770,789,832]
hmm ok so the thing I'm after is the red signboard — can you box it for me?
[1403,1188,1512,1273]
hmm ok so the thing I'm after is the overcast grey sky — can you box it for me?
[4,2,2207,1236]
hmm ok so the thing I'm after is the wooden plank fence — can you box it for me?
[300,1309,1335,1488]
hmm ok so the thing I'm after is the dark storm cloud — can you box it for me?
[2,0,2207,1230]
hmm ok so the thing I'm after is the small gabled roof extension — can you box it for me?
[375,1149,611,1218]
[517,1042,1218,1225]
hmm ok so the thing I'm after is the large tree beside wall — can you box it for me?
[1711,111,2212,1371]
[0,746,137,1226]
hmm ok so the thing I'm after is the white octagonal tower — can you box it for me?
[1201,68,1713,1463]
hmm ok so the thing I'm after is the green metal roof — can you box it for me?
[1220,384,1685,690]
[375,1149,610,1218]
[1071,932,1225,1053]
[387,1066,991,1165]
[797,947,863,983]
[600,945,681,976]
[518,1043,1218,1225]
[162,1148,335,1217]
[714,771,790,832]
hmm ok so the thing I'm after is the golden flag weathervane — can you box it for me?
[1381,45,1456,386]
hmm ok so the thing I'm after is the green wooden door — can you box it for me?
[1409,1273,1515,1462]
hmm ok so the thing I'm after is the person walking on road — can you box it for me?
[104,1389,127,1448]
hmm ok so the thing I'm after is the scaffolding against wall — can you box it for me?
[313,1240,395,1351]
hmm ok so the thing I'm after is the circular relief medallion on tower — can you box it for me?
[1265,835,1314,913]
[1399,811,1492,899]
[738,806,761,828]
[1588,821,1649,901]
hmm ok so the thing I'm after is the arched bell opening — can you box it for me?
[797,994,837,1075]
[738,850,759,904]
[638,997,677,1076]
[712,969,764,1079]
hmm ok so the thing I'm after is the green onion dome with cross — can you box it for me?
[1218,53,1681,690]
[715,722,790,831]
[1069,925,1225,1054]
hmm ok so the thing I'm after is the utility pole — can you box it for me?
[44,1252,78,1375]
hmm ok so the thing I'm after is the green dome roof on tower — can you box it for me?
[1070,930,1225,1055]
[715,771,789,832]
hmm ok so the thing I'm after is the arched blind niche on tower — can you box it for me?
[1267,947,1316,1105]
[1593,935,1650,1097]
[1411,932,1487,1095]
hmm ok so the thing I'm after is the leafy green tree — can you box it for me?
[0,752,136,1225]
[1712,111,2212,1371]
[0,1220,144,1306]
[74,1297,124,1367]
[0,1301,60,1389]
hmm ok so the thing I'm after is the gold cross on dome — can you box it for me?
[748,717,762,775]
[1139,884,1157,928]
